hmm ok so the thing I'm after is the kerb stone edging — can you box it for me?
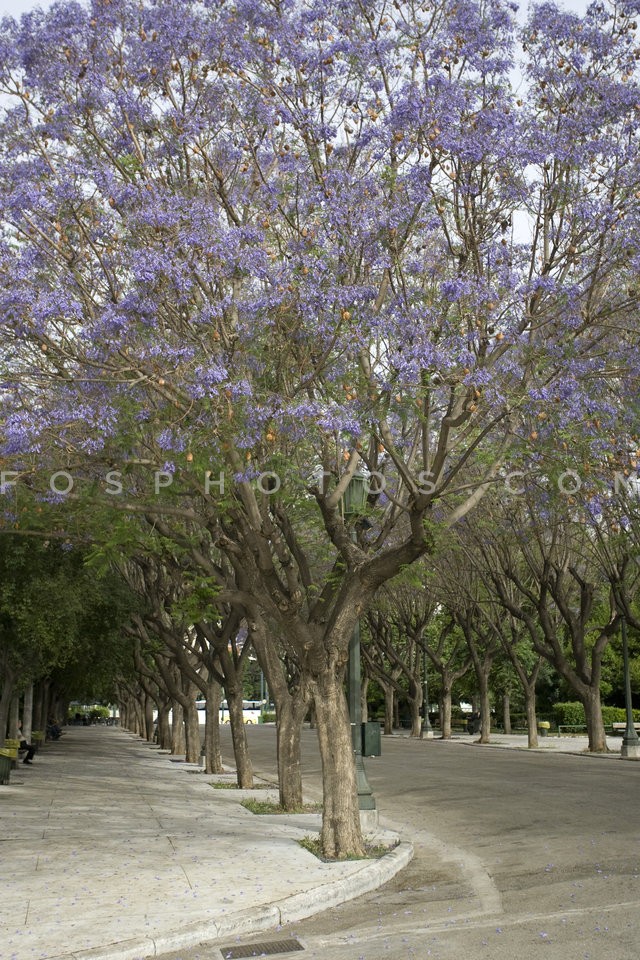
[52,840,414,960]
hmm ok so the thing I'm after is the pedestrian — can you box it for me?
[467,711,481,735]
[46,717,63,740]
[17,722,36,764]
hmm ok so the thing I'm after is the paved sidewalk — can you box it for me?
[0,727,410,960]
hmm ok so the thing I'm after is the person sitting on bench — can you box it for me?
[17,723,36,764]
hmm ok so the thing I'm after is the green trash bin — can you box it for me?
[362,721,381,757]
[0,749,13,785]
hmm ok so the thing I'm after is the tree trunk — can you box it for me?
[440,683,453,739]
[184,701,201,763]
[276,693,307,809]
[9,695,19,738]
[156,703,172,749]
[361,674,369,723]
[40,679,52,735]
[170,699,186,754]
[251,624,305,808]
[144,696,155,742]
[409,681,423,738]
[22,684,34,741]
[582,689,607,752]
[203,682,223,774]
[0,669,15,741]
[312,666,365,859]
[33,679,46,733]
[502,693,511,735]
[381,688,393,735]
[226,689,253,788]
[525,688,539,749]
[478,678,492,744]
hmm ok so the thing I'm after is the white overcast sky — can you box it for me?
[0,0,591,18]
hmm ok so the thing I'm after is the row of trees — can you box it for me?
[0,535,138,741]
[1,0,640,855]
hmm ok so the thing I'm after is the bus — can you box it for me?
[195,699,264,724]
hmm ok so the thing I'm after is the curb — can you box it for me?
[50,741,413,960]
[449,738,623,759]
[52,841,413,960]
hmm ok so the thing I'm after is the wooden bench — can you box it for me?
[610,722,640,736]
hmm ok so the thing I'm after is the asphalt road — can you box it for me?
[159,727,640,960]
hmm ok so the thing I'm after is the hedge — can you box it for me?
[553,702,640,726]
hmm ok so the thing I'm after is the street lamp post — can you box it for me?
[620,615,640,760]
[343,469,376,814]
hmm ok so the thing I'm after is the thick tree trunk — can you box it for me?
[276,693,307,809]
[312,667,365,859]
[440,684,453,739]
[478,678,492,743]
[409,683,423,738]
[525,689,539,749]
[226,689,253,788]
[203,683,223,774]
[170,700,186,754]
[0,670,15,741]
[582,689,607,752]
[144,696,155,742]
[251,624,305,808]
[39,680,52,735]
[361,675,369,723]
[32,680,46,733]
[382,685,394,735]
[502,693,511,735]
[184,702,201,763]
[22,684,34,741]
[156,703,172,749]
[9,695,19,738]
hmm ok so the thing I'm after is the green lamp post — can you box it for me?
[342,469,376,812]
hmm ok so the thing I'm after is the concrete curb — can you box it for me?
[52,840,413,960]
[449,737,623,759]
[278,840,413,925]
[47,738,413,960]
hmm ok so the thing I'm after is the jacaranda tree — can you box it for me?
[1,0,640,855]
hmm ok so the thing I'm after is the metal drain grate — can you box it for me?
[218,938,304,958]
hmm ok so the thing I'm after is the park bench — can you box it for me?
[610,722,640,736]
[0,731,47,783]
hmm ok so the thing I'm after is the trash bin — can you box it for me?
[0,749,13,784]
[362,721,382,757]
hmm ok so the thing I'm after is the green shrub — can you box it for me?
[552,702,585,725]
[90,707,110,720]
[601,705,640,724]
[554,703,640,726]
[258,712,276,723]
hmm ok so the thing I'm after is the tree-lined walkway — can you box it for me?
[1,725,401,960]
